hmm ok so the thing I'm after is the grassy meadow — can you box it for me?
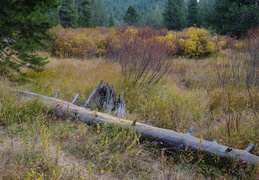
[0,26,258,179]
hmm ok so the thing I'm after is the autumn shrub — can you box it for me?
[49,26,229,60]
[48,26,172,86]
[156,31,179,55]
[135,27,168,39]
[105,27,136,60]
[49,26,107,58]
[106,27,171,86]
[177,27,226,58]
[243,27,259,86]
[155,27,228,58]
[211,30,258,138]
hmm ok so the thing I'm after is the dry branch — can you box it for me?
[71,93,80,104]
[84,79,103,108]
[8,88,259,165]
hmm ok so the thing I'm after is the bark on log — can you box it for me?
[8,88,259,165]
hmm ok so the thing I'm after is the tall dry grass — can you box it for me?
[1,27,258,179]
[11,51,257,155]
[0,86,209,179]
[20,54,121,104]
[18,54,210,131]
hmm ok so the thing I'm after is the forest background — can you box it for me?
[50,0,259,37]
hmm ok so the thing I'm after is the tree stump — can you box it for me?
[85,80,126,117]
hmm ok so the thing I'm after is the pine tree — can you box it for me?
[0,0,60,74]
[187,0,198,27]
[197,0,215,28]
[146,6,164,29]
[91,0,109,27]
[109,16,115,27]
[47,7,61,25]
[77,0,92,27]
[59,0,79,28]
[123,6,141,26]
[211,0,259,37]
[163,0,186,30]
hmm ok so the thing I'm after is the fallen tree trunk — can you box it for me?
[9,88,259,165]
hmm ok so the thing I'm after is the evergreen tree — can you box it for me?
[77,0,92,27]
[187,0,198,27]
[98,3,109,27]
[109,15,115,27]
[102,0,166,28]
[91,0,109,27]
[47,7,61,25]
[146,6,164,29]
[211,0,259,37]
[181,0,188,28]
[0,0,60,73]
[59,0,79,28]
[163,0,186,30]
[197,0,215,28]
[123,6,141,26]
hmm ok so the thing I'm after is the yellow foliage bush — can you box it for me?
[49,26,228,59]
[49,26,106,58]
[158,27,227,58]
[176,27,226,58]
[105,27,143,59]
[156,32,178,55]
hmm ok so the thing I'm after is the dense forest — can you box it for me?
[48,0,167,29]
[47,0,259,36]
[102,0,166,28]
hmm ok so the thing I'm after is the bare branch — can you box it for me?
[71,93,80,104]
[84,79,103,108]
[54,90,60,98]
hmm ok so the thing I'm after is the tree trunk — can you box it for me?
[9,88,259,165]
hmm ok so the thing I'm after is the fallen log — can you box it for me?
[8,88,259,165]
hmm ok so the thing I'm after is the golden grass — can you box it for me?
[1,49,258,179]
[12,53,258,150]
[21,55,121,103]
